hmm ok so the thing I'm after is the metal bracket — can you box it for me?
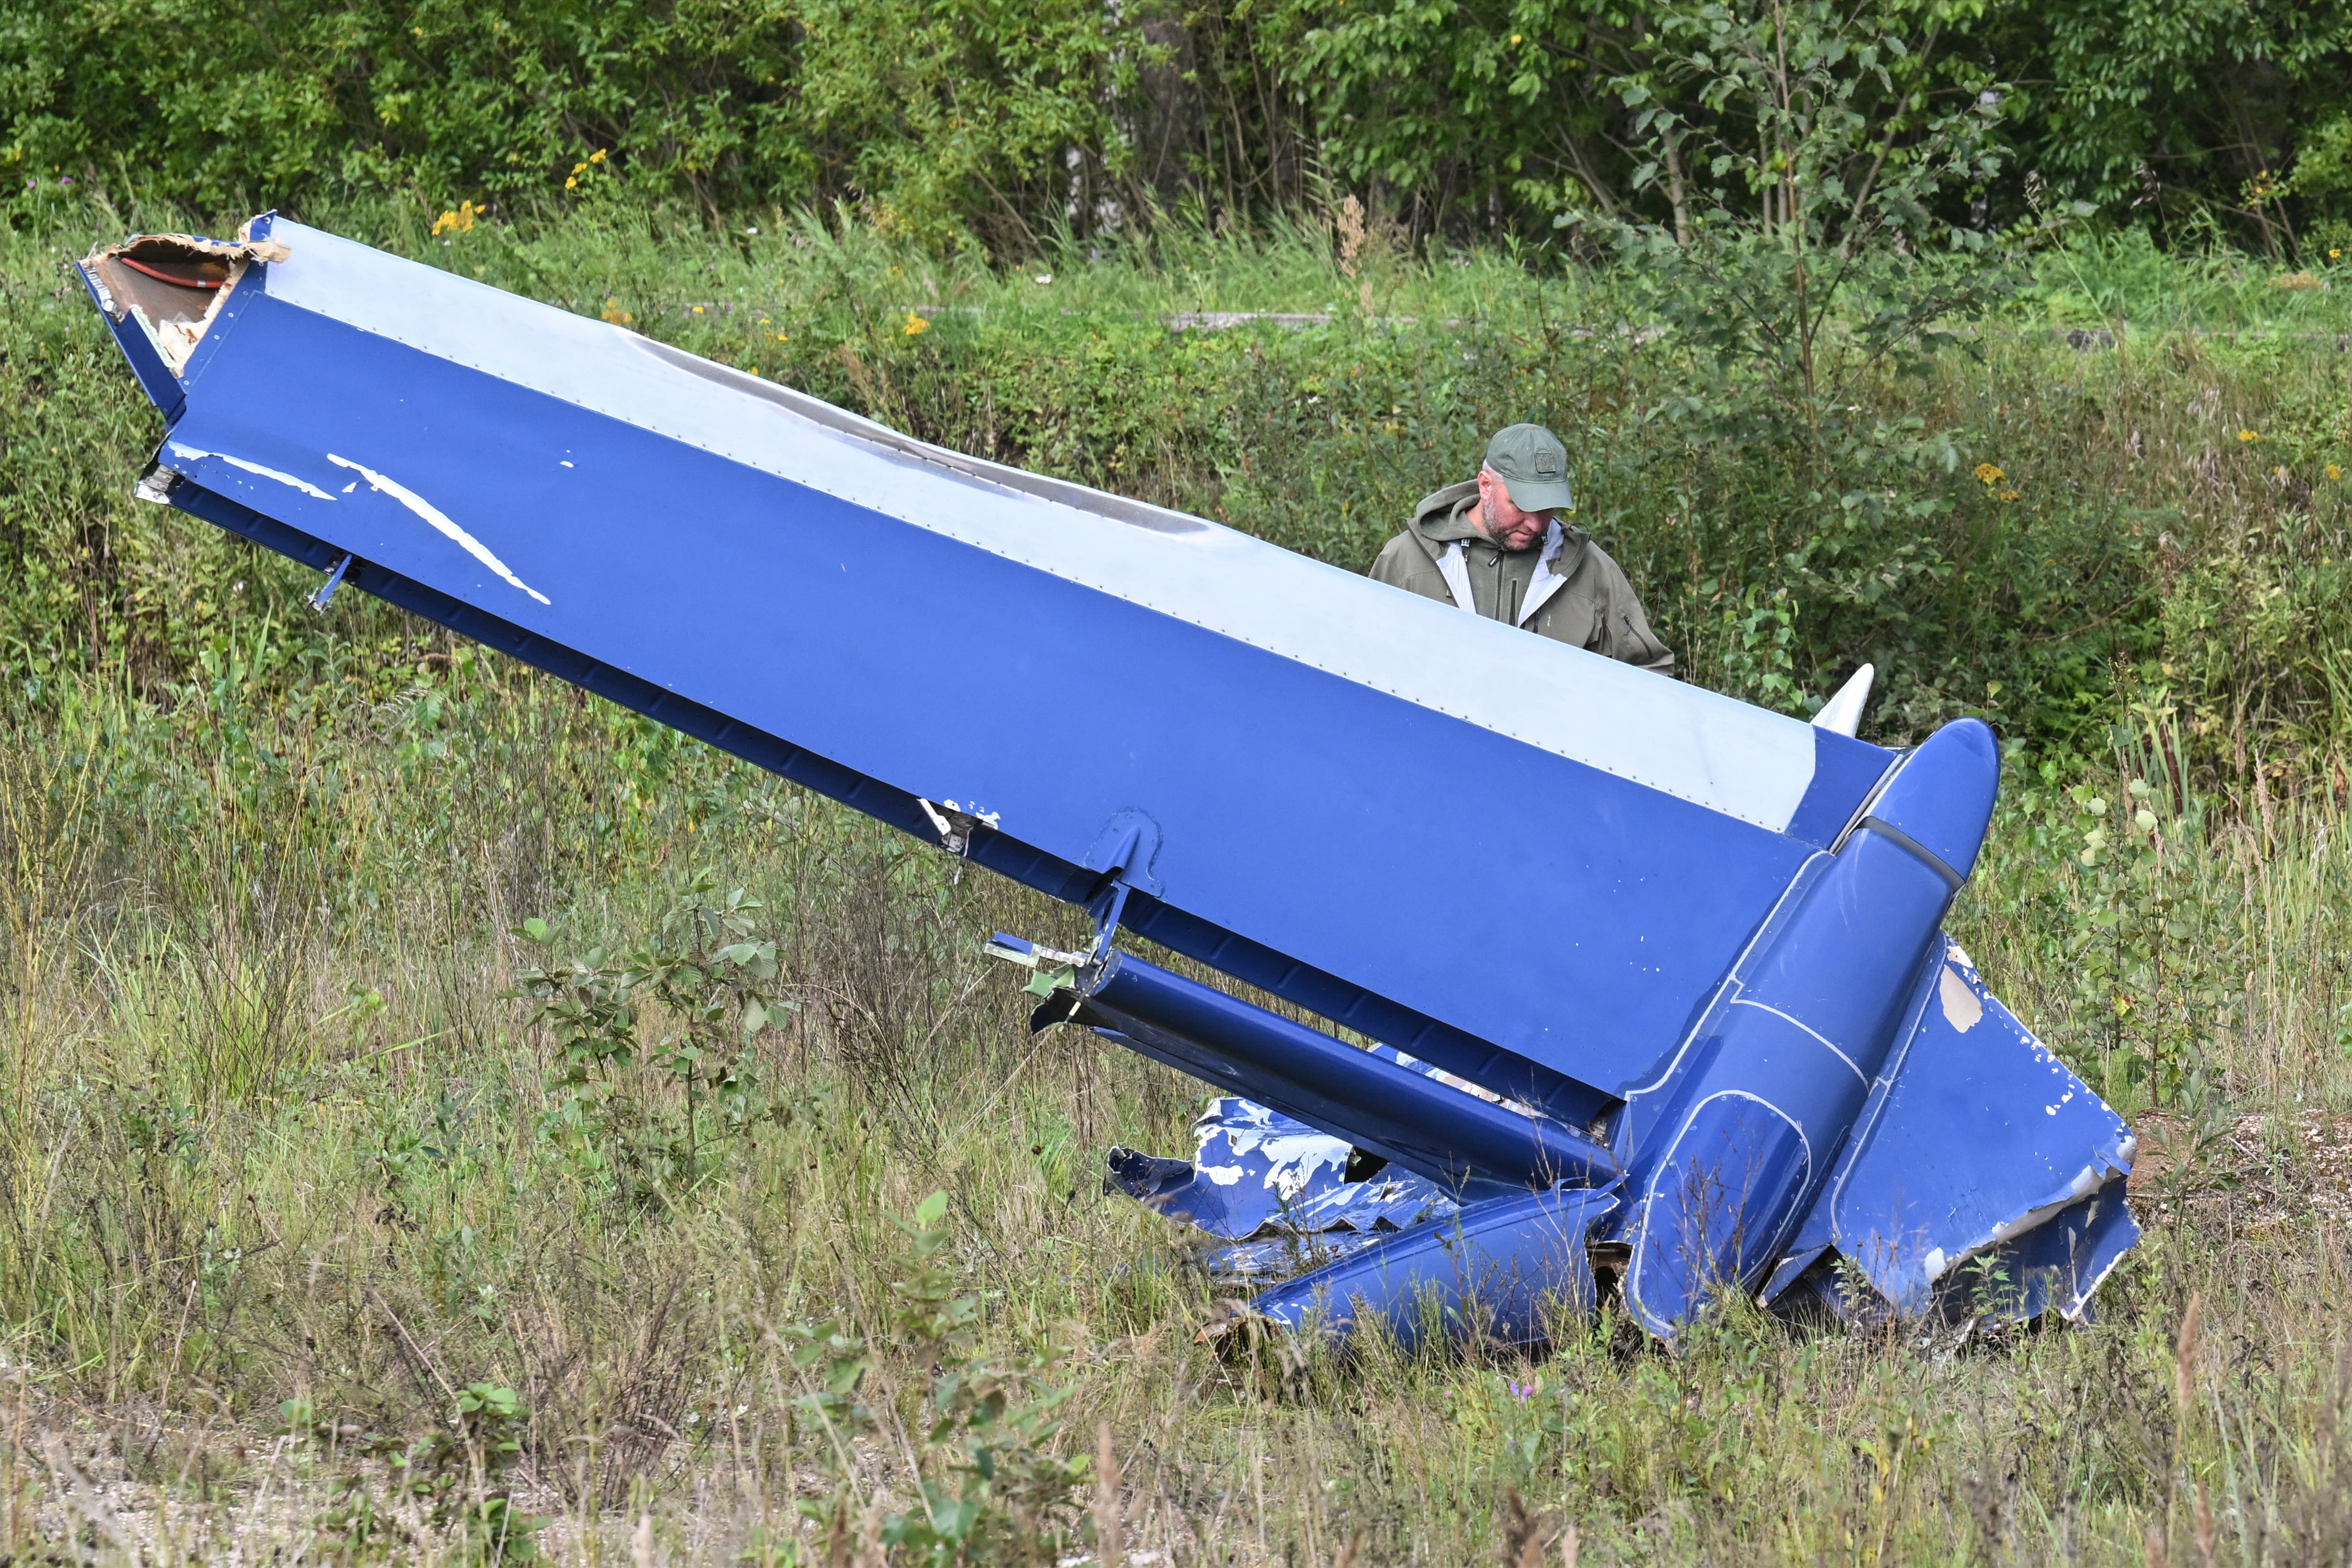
[1079,808,1162,960]
[982,931,1090,1002]
[1084,878,1133,963]
[917,798,986,857]
[309,552,354,612]
[133,464,179,505]
[1081,809,1163,894]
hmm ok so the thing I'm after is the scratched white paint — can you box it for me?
[327,454,551,605]
[1984,1163,2105,1244]
[1198,1100,1354,1200]
[166,442,337,502]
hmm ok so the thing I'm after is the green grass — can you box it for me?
[4,197,2352,1562]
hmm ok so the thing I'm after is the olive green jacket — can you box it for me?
[1368,480,1676,674]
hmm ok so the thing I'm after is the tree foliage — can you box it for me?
[2,0,2347,249]
[0,0,1132,250]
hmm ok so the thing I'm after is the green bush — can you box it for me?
[0,0,1133,250]
[4,0,2350,250]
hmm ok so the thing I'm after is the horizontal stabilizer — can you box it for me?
[76,216,1897,1113]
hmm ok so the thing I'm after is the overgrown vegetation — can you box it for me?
[4,113,2352,1561]
[5,0,2351,253]
[2,539,2350,1561]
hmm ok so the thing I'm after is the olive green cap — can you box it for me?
[1483,423,1574,514]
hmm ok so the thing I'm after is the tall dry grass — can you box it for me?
[0,647,2343,1564]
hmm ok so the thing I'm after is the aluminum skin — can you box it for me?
[75,216,2139,1345]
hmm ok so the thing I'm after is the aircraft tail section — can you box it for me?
[1764,944,2139,1323]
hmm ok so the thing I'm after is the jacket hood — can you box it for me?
[1404,478,1589,562]
[1410,479,1484,545]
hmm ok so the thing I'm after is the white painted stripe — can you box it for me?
[261,221,1824,831]
[1727,997,1867,1085]
[166,442,337,502]
[326,454,551,605]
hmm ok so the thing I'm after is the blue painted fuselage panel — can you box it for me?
[168,291,1828,1097]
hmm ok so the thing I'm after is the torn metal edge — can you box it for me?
[78,230,289,377]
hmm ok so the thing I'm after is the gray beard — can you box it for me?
[1480,491,1538,550]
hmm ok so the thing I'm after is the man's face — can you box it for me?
[1475,467,1553,552]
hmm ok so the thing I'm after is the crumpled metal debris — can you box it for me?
[1109,1058,1462,1285]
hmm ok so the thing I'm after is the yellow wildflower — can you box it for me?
[1511,32,1523,43]
[564,177,577,190]
[2330,464,2344,481]
[1998,489,2020,502]
[2239,429,2259,443]
[1974,463,2004,486]
[590,148,607,165]
[691,305,705,314]
[904,312,930,336]
[571,162,587,177]
[602,298,632,325]
[774,332,789,342]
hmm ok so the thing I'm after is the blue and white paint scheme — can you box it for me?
[78,218,2138,1344]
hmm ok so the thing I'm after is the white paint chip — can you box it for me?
[1939,964,1984,1033]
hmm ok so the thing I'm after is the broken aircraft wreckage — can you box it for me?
[78,218,2139,1347]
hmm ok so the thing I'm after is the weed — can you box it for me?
[283,1384,544,1563]
[514,871,791,1208]
[785,1193,1088,1563]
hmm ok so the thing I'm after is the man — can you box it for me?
[1369,423,1674,673]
